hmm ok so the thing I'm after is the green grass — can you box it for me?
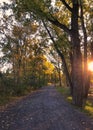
[56,86,93,117]
[67,96,72,103]
[57,87,70,96]
[56,87,72,102]
[81,101,93,117]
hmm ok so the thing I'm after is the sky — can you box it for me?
[0,0,55,6]
[0,0,10,3]
[0,0,11,72]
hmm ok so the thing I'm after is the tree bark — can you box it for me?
[71,1,83,107]
[58,61,62,87]
[80,0,90,103]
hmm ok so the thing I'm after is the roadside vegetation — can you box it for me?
[57,86,93,117]
[0,60,58,106]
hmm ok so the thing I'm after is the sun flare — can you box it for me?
[88,62,93,72]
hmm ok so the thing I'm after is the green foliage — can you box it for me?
[83,101,93,117]
[14,0,51,21]
[13,83,30,96]
[0,78,15,96]
[0,54,55,105]
[0,76,14,105]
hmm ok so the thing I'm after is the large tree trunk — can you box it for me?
[80,0,90,104]
[71,1,83,107]
[71,40,83,107]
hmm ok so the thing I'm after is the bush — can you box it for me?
[0,77,15,96]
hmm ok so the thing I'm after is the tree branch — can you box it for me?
[48,18,71,35]
[60,0,72,12]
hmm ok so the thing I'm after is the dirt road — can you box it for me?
[0,86,93,130]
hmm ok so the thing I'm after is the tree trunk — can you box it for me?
[12,57,16,84]
[71,40,83,107]
[90,42,93,59]
[57,60,62,87]
[71,1,83,107]
[80,0,90,104]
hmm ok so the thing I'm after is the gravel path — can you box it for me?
[0,86,93,130]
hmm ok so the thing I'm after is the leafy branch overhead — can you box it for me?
[14,0,71,35]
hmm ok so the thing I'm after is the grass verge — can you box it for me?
[56,86,72,102]
[81,101,93,117]
[56,86,93,117]
[0,87,36,108]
